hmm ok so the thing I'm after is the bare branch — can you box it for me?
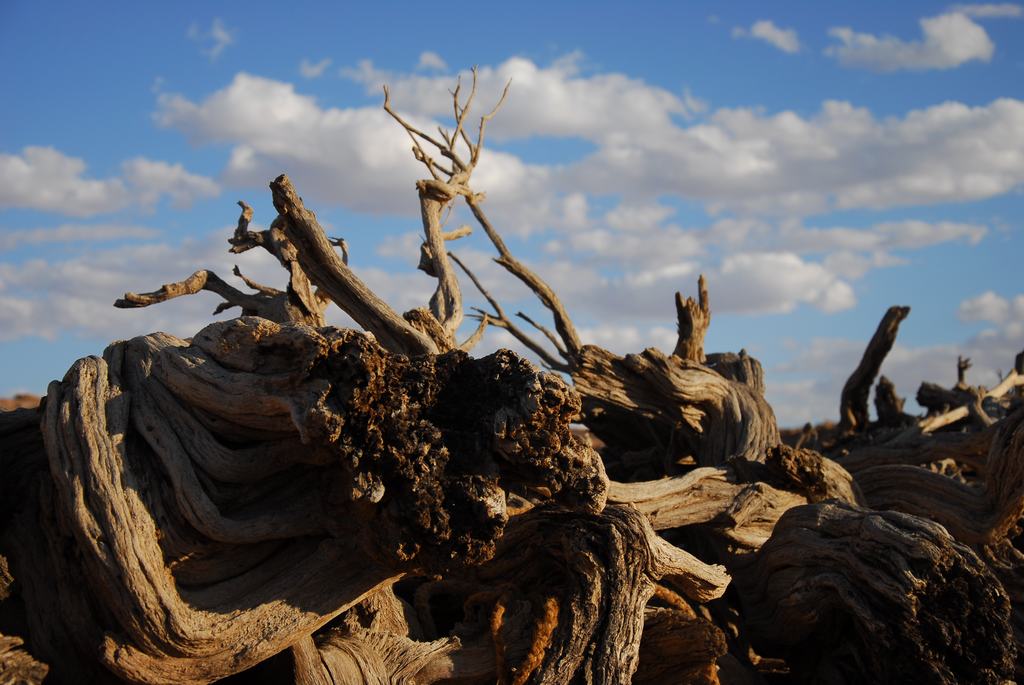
[459,312,491,353]
[383,85,467,172]
[450,253,569,372]
[838,305,910,433]
[465,196,582,360]
[270,174,438,355]
[115,269,264,314]
[450,69,478,161]
[228,200,263,254]
[516,311,568,358]
[232,265,282,296]
[328,237,349,265]
[473,78,511,165]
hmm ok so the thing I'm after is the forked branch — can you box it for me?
[673,275,710,363]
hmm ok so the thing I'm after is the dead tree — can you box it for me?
[837,305,909,433]
[2,70,1021,684]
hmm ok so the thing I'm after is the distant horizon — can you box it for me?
[1,1,1021,425]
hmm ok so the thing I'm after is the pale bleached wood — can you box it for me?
[672,275,710,364]
[573,345,779,467]
[269,174,438,356]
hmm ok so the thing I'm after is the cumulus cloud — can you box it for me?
[716,252,855,314]
[0,147,218,216]
[299,58,332,79]
[342,53,705,143]
[0,146,130,216]
[567,97,1024,215]
[0,229,368,343]
[121,158,220,209]
[732,20,801,54]
[604,201,676,232]
[0,234,269,342]
[154,72,566,234]
[825,12,994,71]
[187,18,235,60]
[158,59,1024,220]
[958,290,1024,323]
[948,3,1023,18]
[416,51,447,71]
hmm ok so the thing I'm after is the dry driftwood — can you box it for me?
[4,70,1023,685]
[856,406,1024,546]
[731,502,1015,684]
[1,316,615,683]
[837,305,909,433]
[0,633,48,685]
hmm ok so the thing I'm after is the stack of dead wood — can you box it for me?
[2,72,1022,684]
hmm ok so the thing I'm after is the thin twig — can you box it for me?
[450,252,569,372]
[516,311,568,358]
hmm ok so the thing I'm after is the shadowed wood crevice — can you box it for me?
[400,505,729,685]
[855,406,1024,546]
[1,317,609,684]
[731,502,1015,684]
[0,633,48,684]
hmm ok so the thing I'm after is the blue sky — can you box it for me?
[1,1,1021,424]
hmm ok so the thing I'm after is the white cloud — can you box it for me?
[958,290,1024,322]
[299,58,332,79]
[0,147,130,216]
[121,158,220,209]
[343,54,705,143]
[160,60,1024,220]
[0,147,219,216]
[763,220,987,254]
[948,3,1023,18]
[605,201,676,232]
[716,252,856,314]
[576,324,677,355]
[187,18,235,61]
[826,12,994,71]
[154,72,566,235]
[732,20,801,54]
[156,73,426,213]
[0,234,269,342]
[0,224,159,251]
[567,97,1024,215]
[416,51,447,71]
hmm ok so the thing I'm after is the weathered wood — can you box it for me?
[672,275,710,364]
[1,317,608,683]
[874,374,911,427]
[731,502,1015,684]
[633,608,726,685]
[573,345,779,467]
[705,350,765,396]
[269,175,438,356]
[838,305,909,433]
[469,505,727,684]
[856,406,1024,545]
[6,72,1022,685]
[0,633,48,685]
[115,201,329,326]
